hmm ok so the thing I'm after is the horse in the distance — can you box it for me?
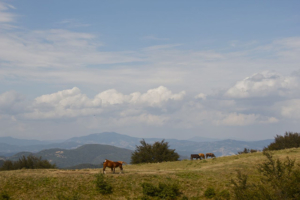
[190,154,201,160]
[198,153,205,159]
[117,161,127,165]
[103,159,123,174]
[206,153,216,159]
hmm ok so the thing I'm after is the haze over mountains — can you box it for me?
[0,132,273,158]
[8,144,132,168]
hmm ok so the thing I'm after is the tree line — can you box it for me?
[0,155,56,170]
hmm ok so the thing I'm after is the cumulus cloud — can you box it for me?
[22,86,185,120]
[225,71,299,98]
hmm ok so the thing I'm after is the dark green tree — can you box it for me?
[0,155,56,171]
[131,139,179,164]
[264,132,300,151]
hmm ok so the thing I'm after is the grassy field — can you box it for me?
[0,148,299,200]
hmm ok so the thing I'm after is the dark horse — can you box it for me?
[190,154,201,160]
[103,159,123,174]
[206,153,216,158]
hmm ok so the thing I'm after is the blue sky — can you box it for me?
[0,0,300,140]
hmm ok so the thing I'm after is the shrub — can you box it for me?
[131,139,179,164]
[0,191,10,200]
[215,190,230,200]
[141,182,181,199]
[57,192,81,200]
[231,151,300,200]
[264,132,300,151]
[237,148,258,154]
[0,155,56,171]
[94,173,113,195]
[181,195,189,200]
[204,187,216,198]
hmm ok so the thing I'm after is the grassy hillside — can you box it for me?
[8,144,133,168]
[0,148,299,199]
[64,163,103,170]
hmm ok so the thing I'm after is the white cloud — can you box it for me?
[225,71,299,98]
[214,112,278,126]
[23,86,185,120]
[0,91,26,114]
[195,93,207,100]
[0,2,15,23]
[280,99,300,119]
[0,29,141,69]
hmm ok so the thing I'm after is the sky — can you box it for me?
[0,0,300,141]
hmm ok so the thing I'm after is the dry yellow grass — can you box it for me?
[0,148,299,199]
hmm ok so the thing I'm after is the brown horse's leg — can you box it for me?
[103,164,106,174]
[119,165,123,174]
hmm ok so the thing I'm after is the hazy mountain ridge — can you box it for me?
[0,137,56,146]
[7,144,132,168]
[65,132,273,156]
[0,132,274,158]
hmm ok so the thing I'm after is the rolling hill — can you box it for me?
[1,132,274,158]
[8,144,132,168]
[0,147,299,199]
[64,132,273,156]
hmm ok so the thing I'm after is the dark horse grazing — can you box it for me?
[103,159,123,174]
[191,154,201,160]
[206,153,216,158]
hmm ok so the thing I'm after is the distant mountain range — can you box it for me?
[0,132,274,159]
[187,136,220,142]
[6,144,132,168]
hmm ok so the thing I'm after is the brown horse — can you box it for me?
[198,153,205,159]
[190,154,201,160]
[103,159,123,174]
[117,161,127,165]
[206,153,216,158]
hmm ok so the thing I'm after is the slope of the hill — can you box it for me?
[8,144,132,168]
[63,163,103,169]
[0,148,299,199]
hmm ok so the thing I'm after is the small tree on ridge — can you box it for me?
[131,139,179,164]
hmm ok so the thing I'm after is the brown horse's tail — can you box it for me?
[118,161,127,165]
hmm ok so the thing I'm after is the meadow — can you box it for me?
[0,148,299,200]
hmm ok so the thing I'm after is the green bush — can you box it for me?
[264,132,300,151]
[57,192,81,200]
[141,182,180,199]
[0,191,10,200]
[215,190,230,200]
[181,195,189,200]
[204,187,216,198]
[237,148,258,154]
[94,173,113,195]
[0,155,56,171]
[131,139,179,164]
[231,151,300,200]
